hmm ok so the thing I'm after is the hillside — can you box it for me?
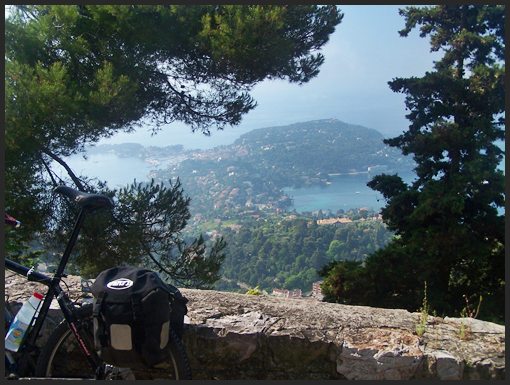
[214,213,393,293]
[153,119,414,218]
[233,119,411,177]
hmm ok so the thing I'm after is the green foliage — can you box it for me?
[318,260,368,305]
[458,320,470,341]
[42,178,226,288]
[326,240,345,260]
[321,5,505,323]
[458,294,483,341]
[246,286,262,296]
[4,227,44,268]
[5,5,341,285]
[215,215,393,293]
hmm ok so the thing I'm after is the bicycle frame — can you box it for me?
[5,207,101,377]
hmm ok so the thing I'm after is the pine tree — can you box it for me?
[5,5,342,284]
[366,5,505,321]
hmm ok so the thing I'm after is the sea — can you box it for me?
[64,152,417,213]
[284,172,416,213]
[64,152,156,188]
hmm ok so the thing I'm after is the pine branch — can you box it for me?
[42,148,86,191]
[41,156,60,187]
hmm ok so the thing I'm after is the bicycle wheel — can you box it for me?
[35,304,192,379]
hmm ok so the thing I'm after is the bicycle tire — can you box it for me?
[34,304,192,379]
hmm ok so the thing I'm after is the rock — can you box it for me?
[4,272,505,380]
[337,339,423,380]
[4,272,90,348]
[179,288,504,380]
[426,351,463,380]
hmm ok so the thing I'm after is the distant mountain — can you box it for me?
[86,142,185,158]
[232,119,412,177]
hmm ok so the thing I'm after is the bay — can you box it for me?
[64,152,159,188]
[284,171,416,213]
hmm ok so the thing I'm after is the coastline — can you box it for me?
[328,171,369,176]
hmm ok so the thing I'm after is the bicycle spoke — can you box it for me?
[37,305,189,379]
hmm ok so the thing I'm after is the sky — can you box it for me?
[96,5,443,150]
[5,5,443,150]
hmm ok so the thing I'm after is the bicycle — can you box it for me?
[4,186,192,379]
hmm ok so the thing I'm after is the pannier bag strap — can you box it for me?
[131,295,143,321]
[93,291,106,317]
[130,295,145,352]
[92,291,109,348]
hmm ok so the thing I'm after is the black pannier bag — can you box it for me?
[90,266,188,368]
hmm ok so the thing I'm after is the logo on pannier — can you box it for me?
[106,278,134,290]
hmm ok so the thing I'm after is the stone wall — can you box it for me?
[4,273,505,380]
